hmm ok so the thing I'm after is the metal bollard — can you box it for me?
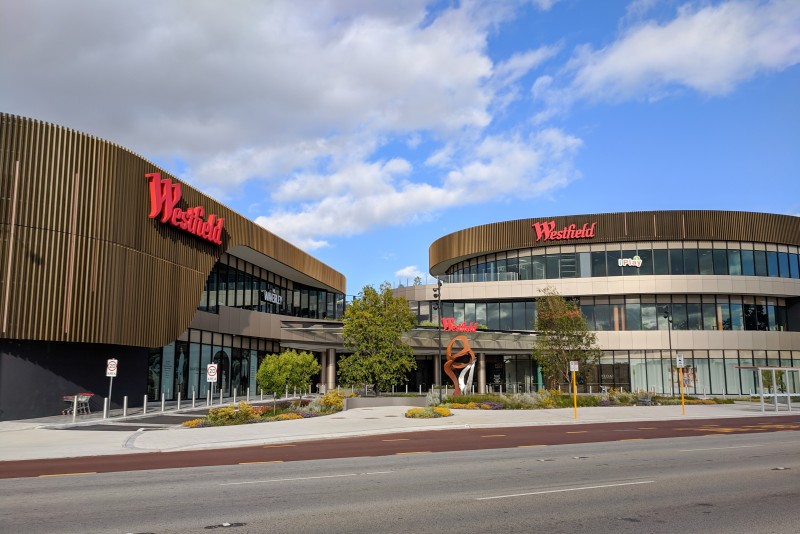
[233,388,237,406]
[219,387,223,406]
[123,396,128,417]
[192,390,196,409]
[247,388,250,403]
[260,389,263,402]
[405,384,408,394]
[161,393,165,412]
[73,396,79,423]
[419,385,422,395]
[207,389,211,407]
[102,397,108,420]
[177,392,181,411]
[143,394,148,415]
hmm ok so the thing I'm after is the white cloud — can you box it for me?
[395,266,427,280]
[535,0,800,114]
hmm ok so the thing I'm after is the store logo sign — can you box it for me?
[531,221,597,242]
[618,255,643,268]
[442,318,478,332]
[145,173,224,245]
[261,290,283,305]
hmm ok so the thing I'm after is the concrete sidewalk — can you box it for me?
[1,401,795,462]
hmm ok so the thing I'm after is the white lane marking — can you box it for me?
[476,480,655,501]
[220,471,392,486]
[678,445,761,452]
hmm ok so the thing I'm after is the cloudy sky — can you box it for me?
[2,0,798,294]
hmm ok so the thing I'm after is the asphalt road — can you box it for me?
[0,430,797,533]
[1,415,797,479]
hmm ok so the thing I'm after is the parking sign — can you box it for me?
[106,358,118,377]
[207,364,218,383]
[569,361,579,372]
[676,354,685,368]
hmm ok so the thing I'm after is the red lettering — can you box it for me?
[145,173,224,245]
[531,220,598,242]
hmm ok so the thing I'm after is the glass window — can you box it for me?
[518,256,532,280]
[683,249,699,275]
[637,248,653,275]
[606,250,622,277]
[687,303,702,330]
[621,249,638,276]
[507,257,519,279]
[465,302,476,324]
[581,304,595,330]
[486,302,500,330]
[594,304,611,331]
[754,250,768,276]
[653,249,669,275]
[453,302,465,324]
[512,302,527,330]
[713,249,729,275]
[625,301,641,331]
[227,265,238,308]
[641,303,657,330]
[546,254,560,279]
[525,301,536,330]
[669,250,684,275]
[778,252,790,278]
[671,303,688,330]
[698,249,714,275]
[591,251,606,277]
[743,303,758,330]
[475,302,487,327]
[790,253,799,279]
[727,249,742,275]
[729,303,743,330]
[718,301,731,330]
[702,303,717,330]
[767,251,779,277]
[499,303,513,330]
[560,253,578,278]
[741,249,755,276]
[756,304,768,331]
[532,256,546,280]
[578,252,592,278]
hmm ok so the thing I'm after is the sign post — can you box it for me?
[106,359,118,414]
[207,364,218,406]
[570,361,579,420]
[676,354,686,415]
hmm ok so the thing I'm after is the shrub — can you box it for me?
[206,402,261,426]
[319,391,344,412]
[405,407,453,418]
[181,418,205,428]
[274,413,304,421]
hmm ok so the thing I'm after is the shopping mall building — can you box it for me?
[394,210,800,396]
[0,114,346,420]
[2,113,800,420]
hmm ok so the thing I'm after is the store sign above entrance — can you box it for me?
[618,255,643,268]
[145,173,224,245]
[441,318,478,332]
[531,220,597,242]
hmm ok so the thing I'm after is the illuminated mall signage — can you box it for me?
[442,318,478,332]
[531,221,597,242]
[261,290,283,305]
[145,173,224,245]
[619,255,643,268]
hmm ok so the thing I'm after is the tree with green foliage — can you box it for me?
[256,349,320,398]
[338,283,417,393]
[532,286,602,389]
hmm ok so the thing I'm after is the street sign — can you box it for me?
[569,361,579,372]
[106,359,118,377]
[207,364,218,383]
[676,354,685,368]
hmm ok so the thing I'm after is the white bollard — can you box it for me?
[177,392,181,411]
[207,389,211,407]
[192,390,196,409]
[247,388,250,403]
[73,396,79,423]
[143,394,148,415]
[260,389,264,402]
[102,397,108,420]
[161,393,165,412]
[219,387,223,406]
[233,388,237,406]
[419,385,422,395]
[405,384,408,394]
[123,396,128,417]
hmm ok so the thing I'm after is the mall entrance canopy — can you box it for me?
[737,366,800,413]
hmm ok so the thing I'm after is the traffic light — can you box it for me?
[432,286,439,300]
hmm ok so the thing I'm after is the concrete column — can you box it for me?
[319,350,327,390]
[326,348,336,389]
[478,353,486,394]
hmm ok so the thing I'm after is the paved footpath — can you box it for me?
[0,402,795,462]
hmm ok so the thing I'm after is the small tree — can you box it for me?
[256,349,320,398]
[532,287,602,389]
[338,283,417,393]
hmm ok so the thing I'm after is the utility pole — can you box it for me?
[663,306,675,397]
[433,279,443,403]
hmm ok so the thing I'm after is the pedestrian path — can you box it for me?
[1,399,795,463]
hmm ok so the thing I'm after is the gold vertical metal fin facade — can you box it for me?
[0,113,345,347]
[430,210,800,274]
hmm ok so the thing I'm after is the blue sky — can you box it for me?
[2,0,798,295]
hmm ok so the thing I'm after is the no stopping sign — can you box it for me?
[207,364,218,382]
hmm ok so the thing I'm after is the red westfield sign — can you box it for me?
[145,173,224,245]
[531,220,597,242]
[442,318,478,332]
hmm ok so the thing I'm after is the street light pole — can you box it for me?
[663,306,674,397]
[433,279,443,403]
